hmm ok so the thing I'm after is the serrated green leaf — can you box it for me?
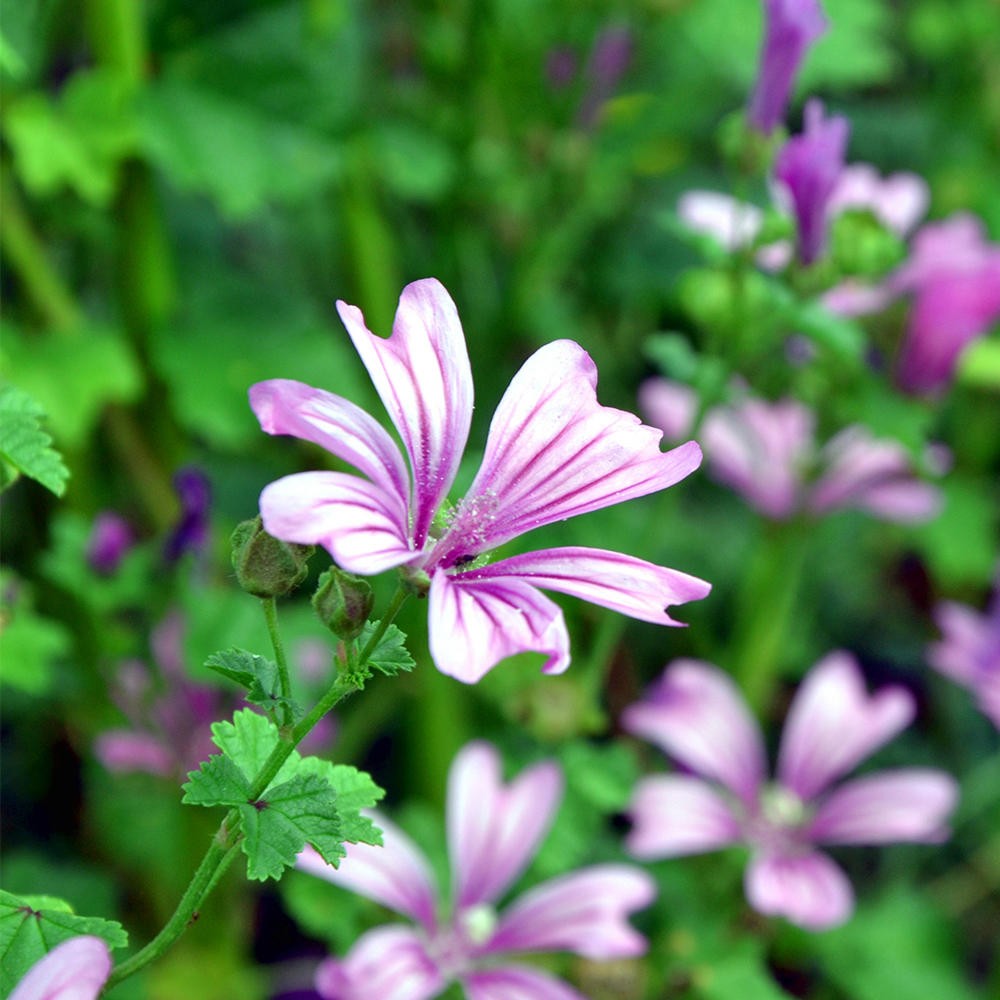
[181,754,251,807]
[204,649,300,717]
[0,890,127,996]
[0,385,69,496]
[237,773,342,881]
[209,709,299,789]
[356,621,415,677]
[294,760,384,846]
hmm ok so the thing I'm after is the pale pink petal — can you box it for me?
[249,379,410,506]
[10,936,111,1000]
[626,774,742,858]
[93,730,173,777]
[854,479,941,524]
[464,965,587,1000]
[427,571,570,684]
[337,279,473,549]
[448,741,563,909]
[462,547,711,627]
[296,812,439,931]
[931,601,1000,687]
[259,471,413,575]
[777,651,915,801]
[486,865,655,960]
[700,399,813,519]
[621,660,766,805]
[808,769,958,845]
[446,340,701,558]
[828,164,929,237]
[755,240,794,272]
[744,851,854,930]
[820,280,897,317]
[314,926,444,1000]
[638,378,698,443]
[676,191,763,252]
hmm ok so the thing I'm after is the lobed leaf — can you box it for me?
[0,386,69,497]
[356,621,415,677]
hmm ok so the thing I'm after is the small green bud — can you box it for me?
[312,566,374,640]
[231,516,313,598]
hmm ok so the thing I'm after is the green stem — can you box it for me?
[103,586,410,990]
[261,597,293,725]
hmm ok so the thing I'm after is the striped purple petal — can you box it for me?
[464,965,588,1000]
[744,850,854,929]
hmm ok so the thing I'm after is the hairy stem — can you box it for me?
[261,596,294,726]
[102,585,410,990]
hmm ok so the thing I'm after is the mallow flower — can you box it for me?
[251,278,709,683]
[747,0,828,136]
[929,590,1000,730]
[298,740,656,1000]
[9,936,111,1000]
[644,391,941,523]
[623,653,958,929]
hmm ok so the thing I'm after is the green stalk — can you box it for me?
[103,586,410,991]
[261,597,294,726]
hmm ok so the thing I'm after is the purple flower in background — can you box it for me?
[546,46,578,90]
[298,741,656,1000]
[85,512,134,575]
[929,593,1000,730]
[893,214,1000,394]
[9,936,111,1000]
[747,0,828,135]
[577,26,634,127]
[826,163,929,239]
[692,395,940,523]
[623,654,958,929]
[637,378,699,444]
[164,467,212,562]
[94,611,226,780]
[774,100,850,265]
[252,279,709,684]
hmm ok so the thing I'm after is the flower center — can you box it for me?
[459,903,498,946]
[758,783,808,828]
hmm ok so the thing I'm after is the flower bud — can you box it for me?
[312,566,374,640]
[230,517,313,598]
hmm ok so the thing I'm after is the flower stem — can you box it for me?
[102,585,410,990]
[261,596,293,726]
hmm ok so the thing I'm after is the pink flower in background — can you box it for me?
[747,0,828,135]
[9,936,111,1000]
[637,378,698,444]
[623,654,958,929]
[826,163,929,239]
[692,395,940,523]
[578,26,634,127]
[299,741,656,1000]
[85,512,135,576]
[929,593,1000,730]
[252,279,709,684]
[774,100,850,265]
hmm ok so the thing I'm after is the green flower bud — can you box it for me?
[231,517,313,598]
[312,566,374,640]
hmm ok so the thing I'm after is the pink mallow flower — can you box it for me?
[298,740,656,1000]
[623,654,958,930]
[10,936,111,1000]
[747,0,828,136]
[251,278,709,684]
[695,396,940,523]
[929,593,1000,730]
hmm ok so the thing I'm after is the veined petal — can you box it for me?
[777,651,915,801]
[297,812,439,931]
[464,966,588,1000]
[451,340,701,557]
[9,936,110,1000]
[337,279,473,549]
[626,775,742,859]
[744,851,854,930]
[249,379,410,506]
[621,660,766,805]
[486,865,655,961]
[463,548,710,626]
[314,926,444,1000]
[259,471,413,575]
[448,741,563,909]
[808,769,958,845]
[428,571,570,684]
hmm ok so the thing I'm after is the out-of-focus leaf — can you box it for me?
[0,385,68,496]
[0,890,127,997]
[958,336,1000,390]
[695,941,792,999]
[0,574,70,696]
[3,69,136,205]
[559,740,638,813]
[0,30,26,79]
[280,871,375,952]
[0,325,142,447]
[138,77,342,219]
[794,300,867,364]
[373,124,456,202]
[815,888,978,1000]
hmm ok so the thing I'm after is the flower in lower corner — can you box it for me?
[622,653,957,930]
[10,936,111,1000]
[297,740,656,1000]
[251,278,710,684]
